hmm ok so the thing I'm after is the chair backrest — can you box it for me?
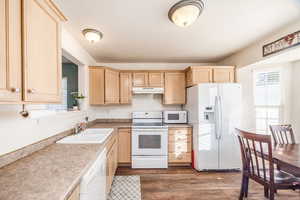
[269,124,295,145]
[236,129,274,184]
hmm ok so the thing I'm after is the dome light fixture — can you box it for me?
[168,0,204,27]
[82,28,103,43]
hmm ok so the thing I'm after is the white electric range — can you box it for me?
[131,111,168,168]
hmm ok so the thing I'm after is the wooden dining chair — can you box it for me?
[236,129,300,200]
[269,124,296,145]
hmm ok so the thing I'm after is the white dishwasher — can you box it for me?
[80,149,107,200]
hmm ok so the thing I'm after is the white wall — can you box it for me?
[0,27,96,156]
[291,60,300,141]
[218,20,300,68]
[91,94,182,119]
[236,67,255,130]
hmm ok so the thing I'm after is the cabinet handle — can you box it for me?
[27,89,35,93]
[11,88,20,93]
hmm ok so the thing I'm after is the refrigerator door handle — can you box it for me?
[214,96,219,140]
[218,96,223,140]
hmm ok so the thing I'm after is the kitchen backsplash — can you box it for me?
[90,94,182,119]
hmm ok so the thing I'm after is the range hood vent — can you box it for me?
[132,87,164,94]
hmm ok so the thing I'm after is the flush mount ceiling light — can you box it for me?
[168,0,204,27]
[82,29,103,43]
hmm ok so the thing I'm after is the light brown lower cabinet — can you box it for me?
[118,128,131,164]
[67,184,80,200]
[168,127,192,164]
[106,135,118,194]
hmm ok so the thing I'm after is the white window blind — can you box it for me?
[254,70,282,133]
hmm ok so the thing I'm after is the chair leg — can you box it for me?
[269,188,275,200]
[239,175,246,200]
[244,176,249,198]
[264,186,269,198]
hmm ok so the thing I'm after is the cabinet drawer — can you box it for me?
[169,128,191,136]
[168,140,191,153]
[168,133,191,143]
[168,152,192,163]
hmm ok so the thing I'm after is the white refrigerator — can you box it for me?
[185,83,242,171]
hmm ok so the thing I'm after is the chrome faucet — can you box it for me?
[75,122,87,134]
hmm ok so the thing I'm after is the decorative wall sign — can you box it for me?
[263,30,300,57]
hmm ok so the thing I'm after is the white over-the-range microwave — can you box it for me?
[163,111,188,124]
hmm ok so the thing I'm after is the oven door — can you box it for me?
[132,129,168,156]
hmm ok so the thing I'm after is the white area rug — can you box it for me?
[107,176,141,200]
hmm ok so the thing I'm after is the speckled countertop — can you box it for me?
[0,122,192,200]
[0,130,117,200]
[91,122,192,128]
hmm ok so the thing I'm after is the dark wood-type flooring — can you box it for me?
[116,167,300,200]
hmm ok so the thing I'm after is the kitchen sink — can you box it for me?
[56,128,113,144]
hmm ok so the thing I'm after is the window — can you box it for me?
[47,77,68,111]
[47,58,79,111]
[254,70,282,133]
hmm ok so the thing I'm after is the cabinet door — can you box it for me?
[120,73,132,104]
[106,148,114,194]
[67,185,80,200]
[118,128,131,163]
[105,69,119,104]
[89,67,105,105]
[106,138,118,194]
[164,72,186,105]
[23,0,62,103]
[133,72,148,87]
[213,67,235,83]
[0,0,22,102]
[186,67,212,87]
[148,72,164,87]
[112,140,118,174]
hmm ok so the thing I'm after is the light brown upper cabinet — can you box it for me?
[148,72,164,87]
[89,67,105,105]
[89,67,120,105]
[120,72,132,104]
[23,0,65,103]
[133,72,164,87]
[213,67,235,83]
[133,72,148,87]
[0,0,22,102]
[186,67,212,87]
[164,72,186,105]
[185,66,235,87]
[0,0,66,104]
[105,69,120,104]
